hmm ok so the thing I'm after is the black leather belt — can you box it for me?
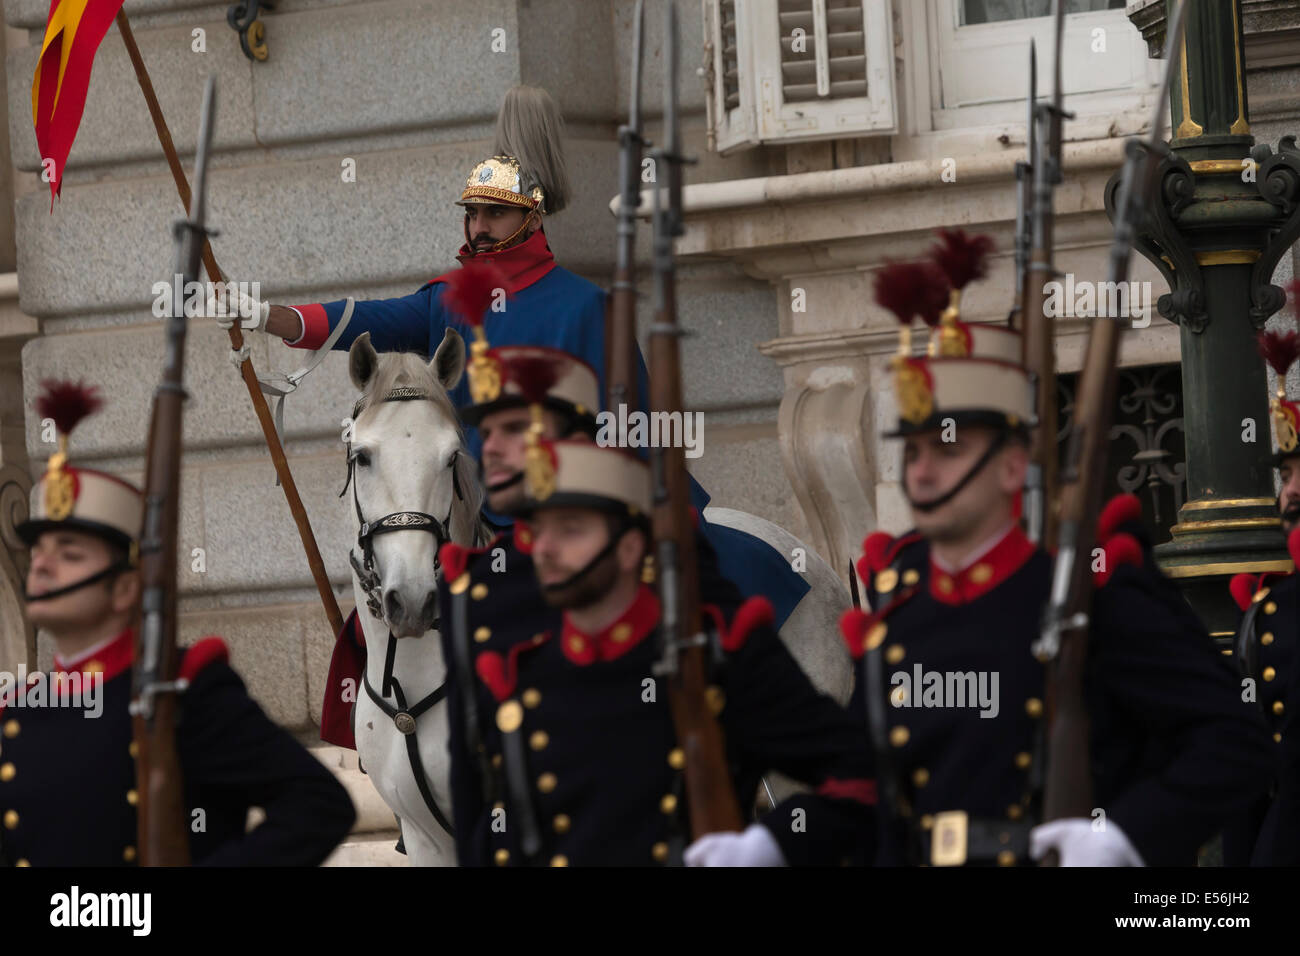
[916,812,1033,866]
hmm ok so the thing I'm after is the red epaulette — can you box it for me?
[1288,526,1300,567]
[179,636,229,683]
[702,596,775,654]
[857,530,922,586]
[1092,494,1143,588]
[476,632,550,702]
[440,532,506,581]
[839,586,916,660]
[1097,493,1142,543]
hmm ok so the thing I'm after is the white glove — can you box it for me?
[1030,818,1144,867]
[684,823,787,867]
[206,282,271,332]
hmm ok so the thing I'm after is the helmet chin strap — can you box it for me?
[538,520,633,597]
[463,209,539,256]
[23,559,130,603]
[905,430,1009,515]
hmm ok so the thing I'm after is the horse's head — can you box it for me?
[345,330,484,636]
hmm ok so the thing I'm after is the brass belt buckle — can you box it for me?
[931,811,968,867]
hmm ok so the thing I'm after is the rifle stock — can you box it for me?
[650,0,743,838]
[132,75,218,867]
[1038,0,1186,844]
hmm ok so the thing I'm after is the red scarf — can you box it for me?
[430,229,557,293]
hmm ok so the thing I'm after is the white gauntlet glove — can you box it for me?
[684,823,787,867]
[1030,818,1144,867]
[206,282,271,333]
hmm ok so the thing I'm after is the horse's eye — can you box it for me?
[353,450,371,468]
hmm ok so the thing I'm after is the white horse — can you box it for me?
[345,329,487,866]
[343,332,854,862]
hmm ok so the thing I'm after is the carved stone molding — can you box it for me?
[0,464,34,670]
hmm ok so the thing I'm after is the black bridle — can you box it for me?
[340,384,467,839]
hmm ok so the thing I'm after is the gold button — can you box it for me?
[3,810,17,829]
[1264,601,1277,615]
[493,801,504,811]
[123,846,137,863]
[567,635,586,655]
[968,563,993,585]
[889,726,909,747]
[866,622,888,651]
[522,688,542,708]
[902,569,920,587]
[1007,804,1024,820]
[538,772,557,793]
[1274,732,1283,743]
[127,789,139,806]
[494,848,510,866]
[471,583,489,600]
[890,686,907,706]
[1263,667,1277,682]
[660,794,677,814]
[651,842,669,863]
[885,645,905,665]
[129,741,138,759]
[15,858,30,867]
[474,626,492,643]
[997,850,1016,867]
[1273,701,1285,716]
[920,814,934,830]
[0,763,15,783]
[1252,588,1271,604]
[875,568,899,593]
[610,623,633,644]
[529,730,549,751]
[491,753,503,768]
[1015,752,1032,769]
[912,768,929,788]
[936,575,954,594]
[706,686,726,715]
[553,814,571,834]
[1262,632,1274,646]
[496,701,524,733]
[1025,698,1043,718]
[667,748,685,770]
[450,573,471,595]
[3,720,18,739]
[86,660,104,674]
[550,855,569,867]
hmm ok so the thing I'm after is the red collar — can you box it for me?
[560,585,660,665]
[52,627,134,683]
[431,230,558,293]
[928,526,1036,606]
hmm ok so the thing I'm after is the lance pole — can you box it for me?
[115,10,343,636]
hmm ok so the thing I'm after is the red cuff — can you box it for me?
[288,303,329,349]
[816,777,877,805]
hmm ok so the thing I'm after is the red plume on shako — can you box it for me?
[36,379,103,438]
[1257,326,1300,455]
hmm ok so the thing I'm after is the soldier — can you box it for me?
[434,351,875,866]
[1223,310,1300,865]
[217,83,809,633]
[0,382,355,867]
[839,235,1273,867]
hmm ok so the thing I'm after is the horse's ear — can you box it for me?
[432,328,466,391]
[349,331,379,391]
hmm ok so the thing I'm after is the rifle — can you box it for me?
[1009,40,1037,331]
[649,0,744,839]
[130,75,219,867]
[1036,0,1187,851]
[1022,1,1070,550]
[608,0,649,432]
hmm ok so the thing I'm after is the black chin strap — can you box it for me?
[23,560,129,603]
[486,471,524,494]
[905,430,1009,514]
[539,520,632,596]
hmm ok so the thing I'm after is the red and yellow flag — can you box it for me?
[31,0,127,207]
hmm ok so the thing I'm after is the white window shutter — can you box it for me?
[703,0,897,154]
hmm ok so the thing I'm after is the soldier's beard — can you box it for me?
[1282,501,1300,533]
[538,551,620,610]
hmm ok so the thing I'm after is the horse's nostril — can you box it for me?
[384,590,404,623]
